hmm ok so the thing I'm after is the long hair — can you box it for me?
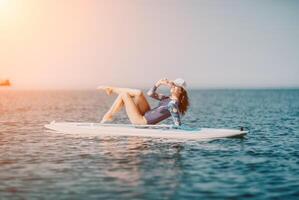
[178,88,189,115]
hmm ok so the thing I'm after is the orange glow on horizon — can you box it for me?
[0,1,139,89]
[1,1,298,89]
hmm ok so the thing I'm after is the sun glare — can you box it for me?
[0,0,9,10]
[0,0,13,17]
[0,0,20,15]
[0,0,21,31]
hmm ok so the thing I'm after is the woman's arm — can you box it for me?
[147,79,169,100]
[168,101,181,126]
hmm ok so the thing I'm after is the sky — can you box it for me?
[0,0,298,89]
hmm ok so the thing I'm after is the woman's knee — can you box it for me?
[134,89,143,96]
[121,91,143,98]
[120,92,130,98]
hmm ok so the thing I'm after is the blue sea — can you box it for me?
[0,89,298,199]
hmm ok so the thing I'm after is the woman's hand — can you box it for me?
[155,78,168,87]
[155,78,175,88]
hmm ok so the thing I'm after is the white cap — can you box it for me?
[173,78,187,90]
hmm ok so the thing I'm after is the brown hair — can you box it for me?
[178,88,189,115]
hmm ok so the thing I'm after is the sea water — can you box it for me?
[0,89,298,199]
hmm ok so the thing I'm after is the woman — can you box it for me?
[98,78,189,126]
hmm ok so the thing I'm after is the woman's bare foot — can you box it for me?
[97,86,113,95]
[100,112,113,123]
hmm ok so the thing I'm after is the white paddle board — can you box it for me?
[44,121,247,141]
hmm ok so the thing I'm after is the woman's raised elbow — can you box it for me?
[147,90,153,97]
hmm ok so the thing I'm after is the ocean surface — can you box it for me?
[0,89,298,199]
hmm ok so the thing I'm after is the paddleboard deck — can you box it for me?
[44,121,247,140]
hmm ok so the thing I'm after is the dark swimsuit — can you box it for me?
[144,86,181,126]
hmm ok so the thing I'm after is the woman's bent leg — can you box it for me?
[133,93,150,115]
[109,87,151,114]
[99,86,151,114]
[99,86,150,124]
[101,92,147,125]
[101,95,123,123]
[120,92,147,125]
[98,86,141,96]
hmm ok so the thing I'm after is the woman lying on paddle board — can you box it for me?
[98,78,189,126]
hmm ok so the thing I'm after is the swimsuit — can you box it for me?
[144,86,181,126]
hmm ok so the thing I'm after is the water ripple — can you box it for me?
[0,90,298,199]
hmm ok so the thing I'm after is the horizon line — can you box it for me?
[1,86,299,91]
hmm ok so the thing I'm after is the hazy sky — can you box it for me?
[1,0,298,89]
